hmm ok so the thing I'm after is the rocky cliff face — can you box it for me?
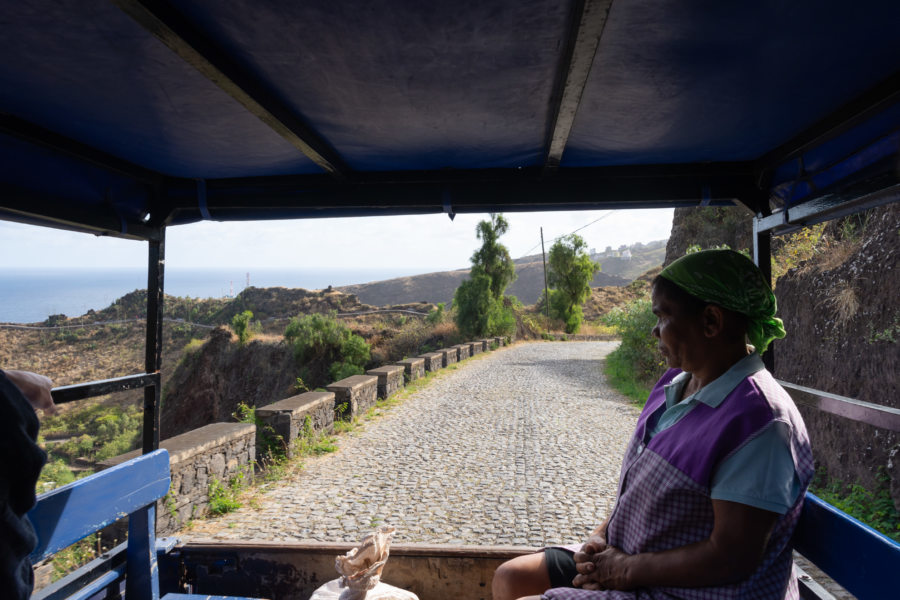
[160,327,297,438]
[775,203,900,506]
[664,206,754,265]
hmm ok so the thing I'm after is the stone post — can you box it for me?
[366,365,405,399]
[453,343,471,360]
[256,392,334,458]
[326,374,378,419]
[439,347,458,367]
[419,351,443,372]
[395,357,426,382]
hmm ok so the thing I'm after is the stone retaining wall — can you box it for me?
[327,374,378,419]
[367,365,405,399]
[256,392,335,458]
[546,334,616,342]
[469,341,482,356]
[396,357,425,382]
[98,422,256,535]
[419,351,443,372]
[439,347,458,367]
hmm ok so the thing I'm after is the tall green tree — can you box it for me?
[471,213,517,298]
[548,234,600,333]
[454,214,517,338]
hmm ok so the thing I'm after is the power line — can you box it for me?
[515,211,613,260]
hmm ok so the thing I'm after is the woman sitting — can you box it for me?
[493,249,813,600]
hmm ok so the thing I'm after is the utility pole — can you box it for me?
[541,227,550,319]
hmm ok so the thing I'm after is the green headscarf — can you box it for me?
[659,249,786,353]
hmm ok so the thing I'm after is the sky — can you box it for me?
[0,208,673,273]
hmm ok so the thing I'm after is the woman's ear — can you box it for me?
[701,304,726,338]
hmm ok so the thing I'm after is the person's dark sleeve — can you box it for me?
[0,369,48,600]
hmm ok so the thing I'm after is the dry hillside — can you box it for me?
[339,262,628,306]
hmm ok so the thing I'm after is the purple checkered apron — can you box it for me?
[544,369,814,600]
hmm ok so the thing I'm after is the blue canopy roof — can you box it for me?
[1,0,898,239]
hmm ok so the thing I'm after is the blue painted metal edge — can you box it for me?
[794,492,900,599]
[27,449,170,563]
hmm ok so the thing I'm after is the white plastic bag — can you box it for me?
[308,579,418,600]
[308,526,418,600]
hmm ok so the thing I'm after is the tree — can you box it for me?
[454,214,517,338]
[548,234,600,333]
[471,214,516,298]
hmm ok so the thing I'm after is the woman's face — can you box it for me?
[651,284,707,372]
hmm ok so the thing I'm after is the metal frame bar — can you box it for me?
[50,374,160,405]
[542,0,613,171]
[796,564,838,600]
[112,0,350,178]
[755,69,900,184]
[0,114,163,186]
[751,203,775,372]
[143,229,165,454]
[780,381,900,432]
[0,201,157,242]
[163,163,758,222]
[31,542,128,600]
[757,181,900,235]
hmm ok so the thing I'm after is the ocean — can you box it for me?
[0,267,426,324]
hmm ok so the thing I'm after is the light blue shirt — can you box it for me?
[647,353,802,514]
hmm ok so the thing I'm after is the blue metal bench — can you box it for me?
[794,492,900,599]
[27,449,264,600]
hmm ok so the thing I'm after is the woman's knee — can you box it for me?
[492,552,550,600]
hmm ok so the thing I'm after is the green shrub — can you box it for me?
[550,289,584,334]
[234,402,286,464]
[41,404,142,467]
[811,468,900,541]
[426,302,446,325]
[284,312,370,387]
[37,459,78,492]
[208,471,246,515]
[771,223,826,283]
[51,535,99,582]
[294,415,338,456]
[603,297,665,405]
[485,298,516,338]
[329,360,364,381]
[231,310,254,345]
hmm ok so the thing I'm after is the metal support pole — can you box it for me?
[541,227,551,320]
[142,227,165,454]
[753,213,775,373]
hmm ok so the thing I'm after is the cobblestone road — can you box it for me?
[183,341,641,547]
